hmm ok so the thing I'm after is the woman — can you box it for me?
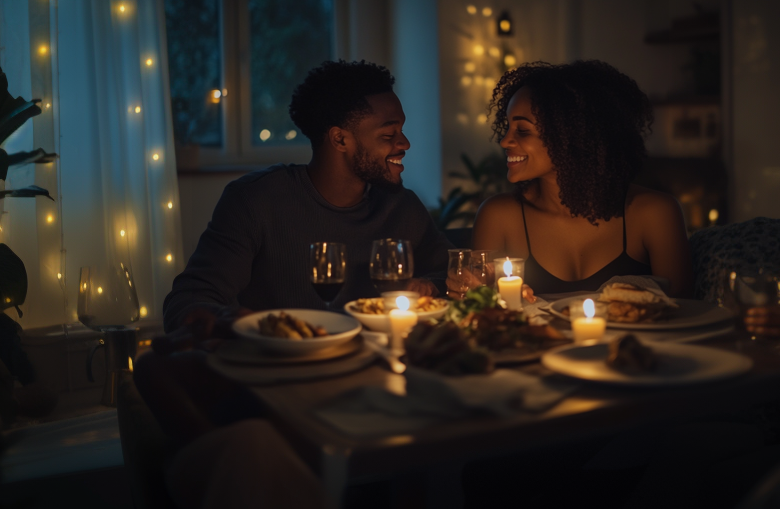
[449,60,693,299]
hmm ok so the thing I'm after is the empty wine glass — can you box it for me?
[727,269,780,340]
[310,242,346,309]
[370,239,414,294]
[79,263,140,406]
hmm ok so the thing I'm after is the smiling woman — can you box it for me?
[456,60,694,298]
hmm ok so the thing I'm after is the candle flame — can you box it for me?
[503,260,513,277]
[584,299,595,318]
[396,296,410,311]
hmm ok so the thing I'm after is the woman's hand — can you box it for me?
[522,284,537,304]
[446,268,485,300]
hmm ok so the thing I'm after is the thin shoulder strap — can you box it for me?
[520,196,533,255]
[622,204,628,252]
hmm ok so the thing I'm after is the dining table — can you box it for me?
[209,299,780,509]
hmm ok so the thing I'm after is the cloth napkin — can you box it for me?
[596,275,672,298]
[315,366,577,436]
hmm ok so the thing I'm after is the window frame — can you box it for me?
[188,0,340,169]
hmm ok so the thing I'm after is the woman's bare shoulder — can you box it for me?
[477,192,523,216]
[626,184,682,216]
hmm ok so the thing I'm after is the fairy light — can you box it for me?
[221,88,228,97]
[45,103,51,109]
[134,106,141,113]
[485,77,496,88]
[504,54,517,67]
[461,76,472,86]
[474,75,484,86]
[166,253,173,263]
[120,229,126,237]
[140,306,148,318]
[500,19,511,32]
[482,7,492,16]
[489,47,501,58]
[466,5,476,14]
[152,153,160,161]
[167,201,173,209]
[259,129,271,141]
[38,45,48,55]
[118,4,126,13]
[477,114,488,124]
[97,287,103,294]
[464,62,476,73]
[285,130,297,140]
[145,58,153,66]
[57,273,62,280]
[46,214,54,223]
[473,44,484,56]
[210,89,221,104]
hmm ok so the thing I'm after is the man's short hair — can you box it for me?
[289,60,395,148]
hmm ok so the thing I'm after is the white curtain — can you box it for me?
[0,0,183,329]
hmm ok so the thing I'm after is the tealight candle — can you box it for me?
[388,296,418,354]
[571,298,606,343]
[497,259,523,310]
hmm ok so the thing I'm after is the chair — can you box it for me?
[116,370,177,509]
[689,217,780,302]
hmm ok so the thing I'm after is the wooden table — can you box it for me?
[248,333,780,507]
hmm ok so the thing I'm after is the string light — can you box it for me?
[464,62,476,73]
[489,47,501,58]
[473,45,484,56]
[145,58,153,66]
[140,306,148,318]
[45,103,51,109]
[152,153,160,161]
[97,287,103,294]
[166,253,173,262]
[457,113,469,125]
[500,19,511,32]
[167,201,173,209]
[120,229,126,237]
[222,89,228,97]
[485,77,496,88]
[474,75,485,86]
[461,76,473,86]
[118,4,126,13]
[210,90,221,104]
[259,129,271,141]
[57,273,62,280]
[482,7,492,16]
[477,114,488,124]
[504,54,517,67]
[38,45,48,55]
[466,5,476,14]
[134,106,141,113]
[46,214,54,223]
[285,130,297,140]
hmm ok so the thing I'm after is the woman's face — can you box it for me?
[499,87,554,184]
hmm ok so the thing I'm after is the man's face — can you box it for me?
[348,92,410,191]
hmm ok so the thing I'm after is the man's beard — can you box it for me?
[351,142,403,193]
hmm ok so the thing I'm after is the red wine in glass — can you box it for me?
[369,239,414,296]
[310,242,346,308]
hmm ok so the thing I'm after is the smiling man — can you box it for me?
[163,60,451,332]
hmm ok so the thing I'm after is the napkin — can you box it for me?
[597,275,673,298]
[315,366,577,436]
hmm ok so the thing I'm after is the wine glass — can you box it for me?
[727,269,780,340]
[310,242,346,309]
[78,263,140,331]
[369,239,414,294]
[78,263,140,406]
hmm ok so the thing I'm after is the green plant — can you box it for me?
[431,152,513,230]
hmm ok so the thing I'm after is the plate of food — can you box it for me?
[232,309,361,356]
[541,335,752,386]
[344,296,449,332]
[548,283,734,330]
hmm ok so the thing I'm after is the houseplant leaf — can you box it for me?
[0,185,54,201]
[0,244,27,313]
[7,149,57,167]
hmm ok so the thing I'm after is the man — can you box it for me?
[163,60,451,332]
[136,61,452,507]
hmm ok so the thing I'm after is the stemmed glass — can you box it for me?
[369,239,414,294]
[726,269,780,341]
[78,263,140,406]
[310,242,346,309]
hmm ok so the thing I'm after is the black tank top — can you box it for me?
[520,199,652,294]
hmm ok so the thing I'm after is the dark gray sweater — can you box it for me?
[163,164,452,332]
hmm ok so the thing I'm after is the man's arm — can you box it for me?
[163,182,260,332]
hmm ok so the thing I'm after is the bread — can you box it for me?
[599,283,678,323]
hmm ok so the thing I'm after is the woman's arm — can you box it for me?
[635,191,694,298]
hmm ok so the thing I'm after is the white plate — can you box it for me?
[541,342,752,386]
[548,294,734,330]
[232,309,361,356]
[344,299,449,332]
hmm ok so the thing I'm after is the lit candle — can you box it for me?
[497,260,523,310]
[571,299,606,343]
[388,296,418,354]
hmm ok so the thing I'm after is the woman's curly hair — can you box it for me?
[289,60,395,147]
[488,60,653,224]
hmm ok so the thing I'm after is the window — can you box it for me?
[164,0,334,166]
